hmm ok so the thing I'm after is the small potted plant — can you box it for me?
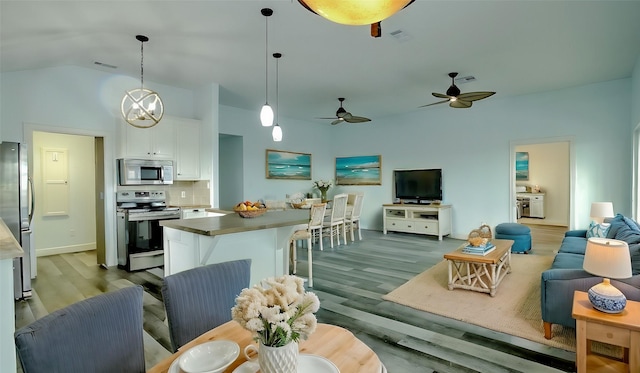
[231,275,320,373]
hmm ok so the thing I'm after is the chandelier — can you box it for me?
[120,35,164,128]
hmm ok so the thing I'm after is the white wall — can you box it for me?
[32,131,97,256]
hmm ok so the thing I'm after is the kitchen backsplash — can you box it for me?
[166,180,211,206]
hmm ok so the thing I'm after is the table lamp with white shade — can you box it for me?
[589,202,614,224]
[582,237,632,313]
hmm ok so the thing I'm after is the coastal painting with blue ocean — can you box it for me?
[515,152,529,181]
[335,155,381,185]
[266,149,311,180]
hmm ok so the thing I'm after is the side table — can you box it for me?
[571,290,640,373]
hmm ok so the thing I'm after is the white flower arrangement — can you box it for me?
[313,180,332,191]
[231,275,320,347]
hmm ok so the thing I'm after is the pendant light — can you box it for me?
[260,8,274,127]
[121,35,164,128]
[272,53,283,142]
[297,0,414,26]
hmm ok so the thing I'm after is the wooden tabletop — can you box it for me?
[443,239,514,264]
[572,290,640,331]
[147,321,382,373]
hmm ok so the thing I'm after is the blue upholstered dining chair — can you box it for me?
[161,259,251,352]
[14,286,145,373]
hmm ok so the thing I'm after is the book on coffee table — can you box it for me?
[462,243,496,255]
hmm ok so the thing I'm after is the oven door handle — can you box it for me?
[127,214,181,221]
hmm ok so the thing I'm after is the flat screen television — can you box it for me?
[394,169,442,203]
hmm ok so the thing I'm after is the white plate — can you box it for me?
[178,340,240,373]
[232,354,338,373]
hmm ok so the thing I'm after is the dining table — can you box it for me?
[147,320,383,373]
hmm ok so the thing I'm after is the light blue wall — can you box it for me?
[0,66,207,267]
[322,79,631,237]
[1,66,634,242]
[633,54,640,129]
[0,65,196,142]
[219,105,334,202]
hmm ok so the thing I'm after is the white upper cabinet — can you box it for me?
[118,116,207,181]
[174,118,201,180]
[120,120,175,159]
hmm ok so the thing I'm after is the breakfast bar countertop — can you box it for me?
[160,209,309,236]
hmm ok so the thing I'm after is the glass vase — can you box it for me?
[320,189,328,203]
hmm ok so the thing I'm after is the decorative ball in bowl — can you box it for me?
[233,201,267,218]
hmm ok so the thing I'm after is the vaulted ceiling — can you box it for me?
[2,1,639,123]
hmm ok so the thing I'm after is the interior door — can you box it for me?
[95,137,106,267]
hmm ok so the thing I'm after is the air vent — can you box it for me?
[389,29,412,43]
[455,75,476,84]
[94,61,117,69]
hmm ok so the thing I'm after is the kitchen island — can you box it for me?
[160,210,309,284]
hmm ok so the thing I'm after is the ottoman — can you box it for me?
[495,223,531,253]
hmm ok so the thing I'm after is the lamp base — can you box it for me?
[587,278,627,314]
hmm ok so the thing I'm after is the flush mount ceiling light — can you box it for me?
[272,53,283,142]
[121,35,164,128]
[260,8,274,127]
[298,0,414,37]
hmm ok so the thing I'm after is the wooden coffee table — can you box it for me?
[443,239,514,297]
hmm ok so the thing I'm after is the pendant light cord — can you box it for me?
[264,14,269,104]
[140,40,144,90]
[275,55,279,123]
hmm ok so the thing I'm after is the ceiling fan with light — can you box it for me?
[319,98,371,125]
[420,72,495,109]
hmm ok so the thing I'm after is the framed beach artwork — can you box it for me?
[335,155,382,185]
[515,152,529,181]
[265,149,311,180]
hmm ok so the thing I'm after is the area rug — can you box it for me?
[382,254,577,351]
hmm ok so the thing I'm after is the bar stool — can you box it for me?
[289,203,327,287]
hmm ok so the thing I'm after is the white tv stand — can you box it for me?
[383,204,452,241]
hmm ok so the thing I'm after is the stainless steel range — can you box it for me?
[116,190,180,272]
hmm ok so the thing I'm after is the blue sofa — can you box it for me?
[540,214,640,339]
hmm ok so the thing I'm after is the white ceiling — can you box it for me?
[2,1,640,124]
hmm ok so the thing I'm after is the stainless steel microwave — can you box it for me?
[117,159,174,186]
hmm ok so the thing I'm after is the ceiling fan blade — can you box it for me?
[456,91,496,102]
[317,117,338,119]
[449,100,472,108]
[331,118,343,125]
[419,99,450,108]
[345,116,371,123]
[432,92,451,99]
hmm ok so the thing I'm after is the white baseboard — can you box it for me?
[36,243,96,257]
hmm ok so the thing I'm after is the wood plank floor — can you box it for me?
[14,227,576,373]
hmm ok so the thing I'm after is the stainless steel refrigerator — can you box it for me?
[0,141,34,300]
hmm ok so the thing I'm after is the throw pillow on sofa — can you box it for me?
[606,213,640,275]
[587,221,610,238]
